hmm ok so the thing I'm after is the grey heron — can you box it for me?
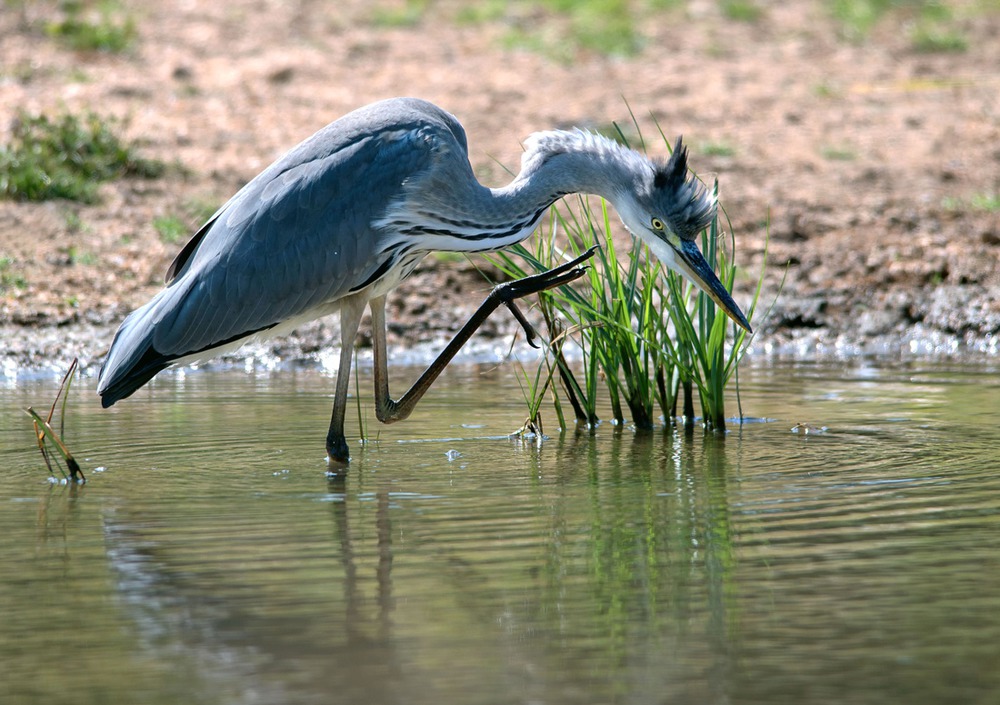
[98,97,751,465]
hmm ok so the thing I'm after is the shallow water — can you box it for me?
[2,359,999,705]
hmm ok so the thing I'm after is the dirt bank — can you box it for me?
[2,1,998,379]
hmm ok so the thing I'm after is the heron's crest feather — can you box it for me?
[652,136,716,240]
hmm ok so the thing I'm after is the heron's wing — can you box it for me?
[165,130,454,354]
[99,98,469,404]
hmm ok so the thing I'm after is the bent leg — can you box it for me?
[370,247,596,425]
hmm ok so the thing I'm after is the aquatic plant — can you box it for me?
[490,127,767,433]
[26,358,86,483]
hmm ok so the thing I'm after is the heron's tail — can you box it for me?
[97,296,177,408]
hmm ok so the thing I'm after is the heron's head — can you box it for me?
[615,137,752,334]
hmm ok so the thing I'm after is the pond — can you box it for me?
[2,359,999,705]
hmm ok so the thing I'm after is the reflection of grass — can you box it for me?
[539,424,738,650]
[46,0,137,53]
[0,110,164,203]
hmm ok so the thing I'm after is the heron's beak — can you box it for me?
[674,238,753,334]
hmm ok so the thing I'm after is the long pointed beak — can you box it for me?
[675,239,753,334]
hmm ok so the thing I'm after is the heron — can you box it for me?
[98,97,751,465]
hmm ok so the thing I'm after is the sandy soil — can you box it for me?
[2,0,998,379]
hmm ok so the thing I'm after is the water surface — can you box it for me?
[2,360,999,704]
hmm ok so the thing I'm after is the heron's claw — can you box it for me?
[491,247,596,347]
[505,301,541,348]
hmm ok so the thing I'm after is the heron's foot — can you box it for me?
[491,247,597,346]
[326,431,351,467]
[492,247,596,302]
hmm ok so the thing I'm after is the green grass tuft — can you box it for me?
[490,123,768,434]
[543,0,643,56]
[699,140,737,157]
[370,0,429,27]
[831,0,889,38]
[64,245,97,266]
[153,215,189,244]
[831,0,970,50]
[720,0,764,22]
[0,110,164,203]
[46,0,137,53]
[457,0,685,58]
[153,198,221,244]
[910,23,968,52]
[971,193,1000,212]
[821,145,856,161]
[0,257,29,294]
[942,192,1000,213]
[455,1,507,23]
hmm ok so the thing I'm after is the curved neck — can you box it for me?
[380,129,649,254]
[494,130,647,222]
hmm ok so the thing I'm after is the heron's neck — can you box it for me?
[491,129,648,229]
[381,129,647,255]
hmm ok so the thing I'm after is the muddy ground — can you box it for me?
[2,1,998,380]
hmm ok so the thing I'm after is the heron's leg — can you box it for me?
[327,294,368,465]
[370,247,596,425]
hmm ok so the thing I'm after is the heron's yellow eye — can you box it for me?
[651,218,664,231]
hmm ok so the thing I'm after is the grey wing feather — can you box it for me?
[161,142,377,352]
[98,97,468,404]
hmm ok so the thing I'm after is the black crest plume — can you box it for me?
[653,136,716,240]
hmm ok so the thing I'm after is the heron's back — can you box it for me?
[98,98,471,406]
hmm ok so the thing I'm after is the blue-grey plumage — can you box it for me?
[97,97,750,465]
[99,99,463,403]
